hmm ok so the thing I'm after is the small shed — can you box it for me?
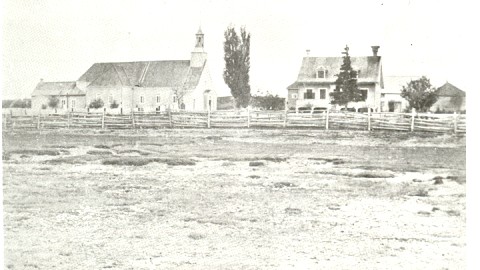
[430,82,466,113]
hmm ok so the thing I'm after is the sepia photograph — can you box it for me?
[1,0,475,269]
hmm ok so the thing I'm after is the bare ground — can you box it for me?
[2,129,466,269]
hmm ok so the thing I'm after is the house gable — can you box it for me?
[436,82,465,97]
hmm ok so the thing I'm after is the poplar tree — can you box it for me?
[223,26,251,108]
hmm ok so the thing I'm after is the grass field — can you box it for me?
[2,129,466,269]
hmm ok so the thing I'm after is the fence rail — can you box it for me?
[2,110,466,134]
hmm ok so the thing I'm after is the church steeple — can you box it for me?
[195,27,204,49]
[191,27,207,67]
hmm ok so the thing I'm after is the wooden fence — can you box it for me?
[2,110,466,134]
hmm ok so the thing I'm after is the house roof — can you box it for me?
[32,81,85,97]
[436,82,465,97]
[288,56,382,89]
[78,60,205,89]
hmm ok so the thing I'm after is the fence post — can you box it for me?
[101,110,105,129]
[3,114,7,130]
[37,114,41,129]
[168,110,173,128]
[247,108,251,128]
[67,112,71,129]
[453,111,458,133]
[207,110,211,128]
[367,107,371,131]
[410,108,416,132]
[325,109,329,130]
[131,111,135,129]
[283,109,287,128]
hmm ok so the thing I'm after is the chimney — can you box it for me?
[371,46,380,57]
[306,49,310,57]
[39,78,44,83]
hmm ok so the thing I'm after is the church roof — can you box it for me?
[78,60,205,89]
[436,82,465,97]
[287,56,382,89]
[32,81,85,97]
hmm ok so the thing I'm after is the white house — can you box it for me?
[287,46,384,111]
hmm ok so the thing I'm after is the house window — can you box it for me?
[140,96,145,104]
[291,93,298,99]
[360,89,368,101]
[62,100,66,107]
[156,95,161,103]
[319,89,326,99]
[304,89,315,99]
[173,95,177,103]
[71,99,76,108]
[317,68,327,79]
[381,93,385,98]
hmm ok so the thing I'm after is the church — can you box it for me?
[31,29,217,113]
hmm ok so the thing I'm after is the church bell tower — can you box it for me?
[190,27,207,67]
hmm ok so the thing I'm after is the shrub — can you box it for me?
[48,96,59,109]
[89,98,104,109]
[110,100,119,109]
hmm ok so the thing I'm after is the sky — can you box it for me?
[1,0,477,99]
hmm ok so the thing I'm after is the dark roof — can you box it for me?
[32,81,85,96]
[78,60,204,89]
[436,82,465,97]
[288,56,382,89]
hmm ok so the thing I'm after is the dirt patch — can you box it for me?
[284,207,302,215]
[249,161,265,167]
[102,157,196,166]
[44,145,77,149]
[44,155,103,165]
[188,233,206,240]
[87,150,113,155]
[94,144,111,149]
[102,157,153,166]
[116,149,151,156]
[273,182,296,188]
[308,157,344,164]
[7,149,62,156]
[446,175,466,184]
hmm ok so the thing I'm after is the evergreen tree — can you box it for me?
[330,45,362,108]
[400,76,437,112]
[223,26,251,108]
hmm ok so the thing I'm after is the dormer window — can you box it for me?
[317,67,328,79]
